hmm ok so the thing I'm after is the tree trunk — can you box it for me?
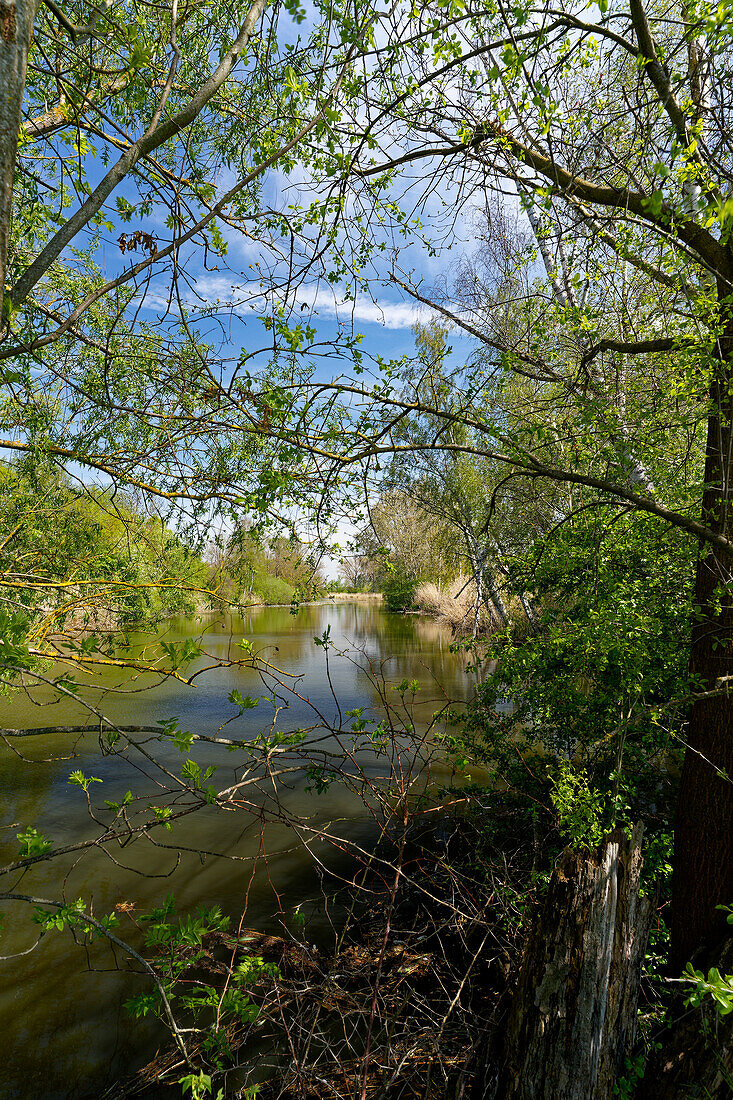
[489,825,653,1100]
[0,0,37,294]
[519,592,539,633]
[672,284,733,970]
[485,569,509,629]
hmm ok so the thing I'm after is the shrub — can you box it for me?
[252,573,294,605]
[383,566,418,612]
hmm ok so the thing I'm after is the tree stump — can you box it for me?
[490,824,653,1100]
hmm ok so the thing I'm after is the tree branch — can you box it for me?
[580,335,697,371]
[11,0,268,305]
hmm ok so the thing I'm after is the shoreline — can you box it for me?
[50,591,384,637]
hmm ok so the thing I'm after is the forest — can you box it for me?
[1,0,733,1095]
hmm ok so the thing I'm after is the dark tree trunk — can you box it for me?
[489,825,653,1100]
[672,284,733,970]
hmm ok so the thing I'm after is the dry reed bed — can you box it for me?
[414,577,498,636]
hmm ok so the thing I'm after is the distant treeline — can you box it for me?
[1,460,328,638]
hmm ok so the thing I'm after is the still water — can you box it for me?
[0,601,471,1099]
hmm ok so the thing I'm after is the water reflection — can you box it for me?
[0,602,470,1099]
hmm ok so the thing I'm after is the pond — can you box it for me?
[0,600,473,1099]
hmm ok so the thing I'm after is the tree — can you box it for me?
[259,0,733,964]
[0,0,372,515]
[338,551,374,590]
[0,459,215,635]
[0,0,36,294]
[0,0,384,676]
[4,0,733,989]
[382,319,550,631]
[0,2,384,1078]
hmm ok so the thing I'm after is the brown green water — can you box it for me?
[0,601,471,1099]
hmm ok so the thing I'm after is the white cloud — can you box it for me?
[137,275,432,330]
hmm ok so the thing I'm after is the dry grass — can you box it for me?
[414,576,495,634]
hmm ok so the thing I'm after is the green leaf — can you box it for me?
[17,827,52,858]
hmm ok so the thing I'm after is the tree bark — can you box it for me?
[489,825,653,1100]
[485,569,509,629]
[0,0,37,294]
[672,279,733,970]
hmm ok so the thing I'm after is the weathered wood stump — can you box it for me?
[490,823,653,1100]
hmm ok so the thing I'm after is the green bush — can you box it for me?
[252,573,294,605]
[443,509,690,860]
[0,460,213,629]
[383,566,418,612]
